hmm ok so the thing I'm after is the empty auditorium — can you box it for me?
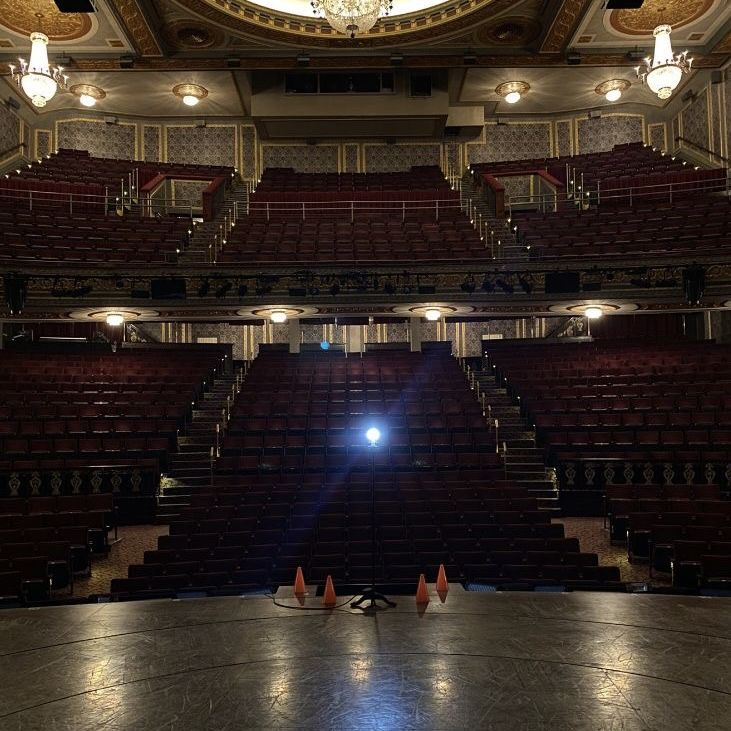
[1,0,730,727]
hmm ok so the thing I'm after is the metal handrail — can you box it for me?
[676,136,731,166]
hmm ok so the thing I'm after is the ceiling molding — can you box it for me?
[112,0,164,56]
[539,0,592,54]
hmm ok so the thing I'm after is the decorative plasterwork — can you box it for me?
[175,0,521,47]
[608,0,714,37]
[112,0,163,56]
[540,0,592,54]
[0,0,93,41]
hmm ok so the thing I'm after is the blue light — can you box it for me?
[320,340,330,350]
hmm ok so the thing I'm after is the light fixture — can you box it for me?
[9,21,69,108]
[595,79,631,103]
[496,81,530,105]
[270,310,288,324]
[311,0,392,39]
[365,427,381,445]
[584,306,603,320]
[424,308,441,321]
[636,25,692,100]
[70,84,106,108]
[105,313,125,327]
[172,83,208,107]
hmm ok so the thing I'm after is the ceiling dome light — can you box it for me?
[105,313,125,327]
[172,83,208,107]
[496,81,530,105]
[270,310,288,324]
[79,93,96,107]
[636,25,692,100]
[584,306,603,320]
[71,83,106,108]
[595,79,631,104]
[9,30,69,108]
[424,308,441,321]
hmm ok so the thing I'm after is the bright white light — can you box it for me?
[584,306,603,320]
[105,313,124,327]
[79,93,96,107]
[20,32,58,107]
[605,88,622,102]
[183,94,200,106]
[504,91,521,104]
[424,308,441,321]
[366,427,381,445]
[270,310,287,323]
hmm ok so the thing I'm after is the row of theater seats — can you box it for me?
[0,347,227,487]
[219,211,485,263]
[10,148,233,191]
[0,207,188,263]
[255,166,449,192]
[110,349,621,597]
[488,341,731,463]
[517,196,731,260]
[0,494,114,601]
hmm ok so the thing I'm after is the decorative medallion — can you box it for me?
[161,20,225,49]
[609,0,714,37]
[69,83,106,102]
[594,78,631,97]
[0,0,92,41]
[476,16,541,45]
[172,83,209,104]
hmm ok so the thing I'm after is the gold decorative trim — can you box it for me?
[172,83,209,102]
[54,117,139,159]
[495,80,530,98]
[609,0,714,37]
[112,0,162,56]
[540,0,592,54]
[69,83,106,101]
[594,79,631,96]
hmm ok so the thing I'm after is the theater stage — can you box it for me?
[0,587,729,730]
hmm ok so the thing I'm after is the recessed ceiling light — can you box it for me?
[584,306,603,320]
[79,94,96,107]
[105,312,124,327]
[70,83,106,108]
[496,81,530,105]
[173,83,209,107]
[595,79,631,103]
[424,308,441,321]
[605,88,622,102]
[270,310,288,323]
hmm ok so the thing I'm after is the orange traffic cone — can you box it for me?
[323,575,337,607]
[415,573,429,604]
[436,563,449,593]
[293,566,306,596]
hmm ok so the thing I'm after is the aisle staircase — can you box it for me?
[464,362,559,513]
[178,179,250,264]
[157,369,244,521]
[459,169,525,261]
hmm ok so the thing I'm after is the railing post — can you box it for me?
[494,418,499,452]
[266,202,270,221]
[436,198,439,221]
[69,193,72,215]
[215,423,220,458]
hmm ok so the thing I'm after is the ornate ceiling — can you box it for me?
[0,0,729,116]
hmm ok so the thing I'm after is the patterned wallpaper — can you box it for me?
[261,145,338,173]
[242,126,257,179]
[386,322,409,343]
[445,143,460,173]
[191,324,245,360]
[726,73,731,161]
[711,85,722,158]
[648,124,666,151]
[56,120,136,159]
[364,143,441,172]
[301,323,324,343]
[672,115,680,151]
[467,122,552,165]
[143,126,161,163]
[166,125,237,168]
[464,320,517,356]
[35,130,52,159]
[344,144,358,173]
[0,103,20,163]
[576,115,644,154]
[556,120,572,157]
[498,175,532,200]
[171,180,210,207]
[681,90,710,154]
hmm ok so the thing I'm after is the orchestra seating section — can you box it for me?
[0,346,228,507]
[485,340,731,589]
[110,348,621,598]
[0,494,113,602]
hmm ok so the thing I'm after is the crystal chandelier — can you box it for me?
[9,29,68,108]
[311,0,392,38]
[635,24,692,100]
